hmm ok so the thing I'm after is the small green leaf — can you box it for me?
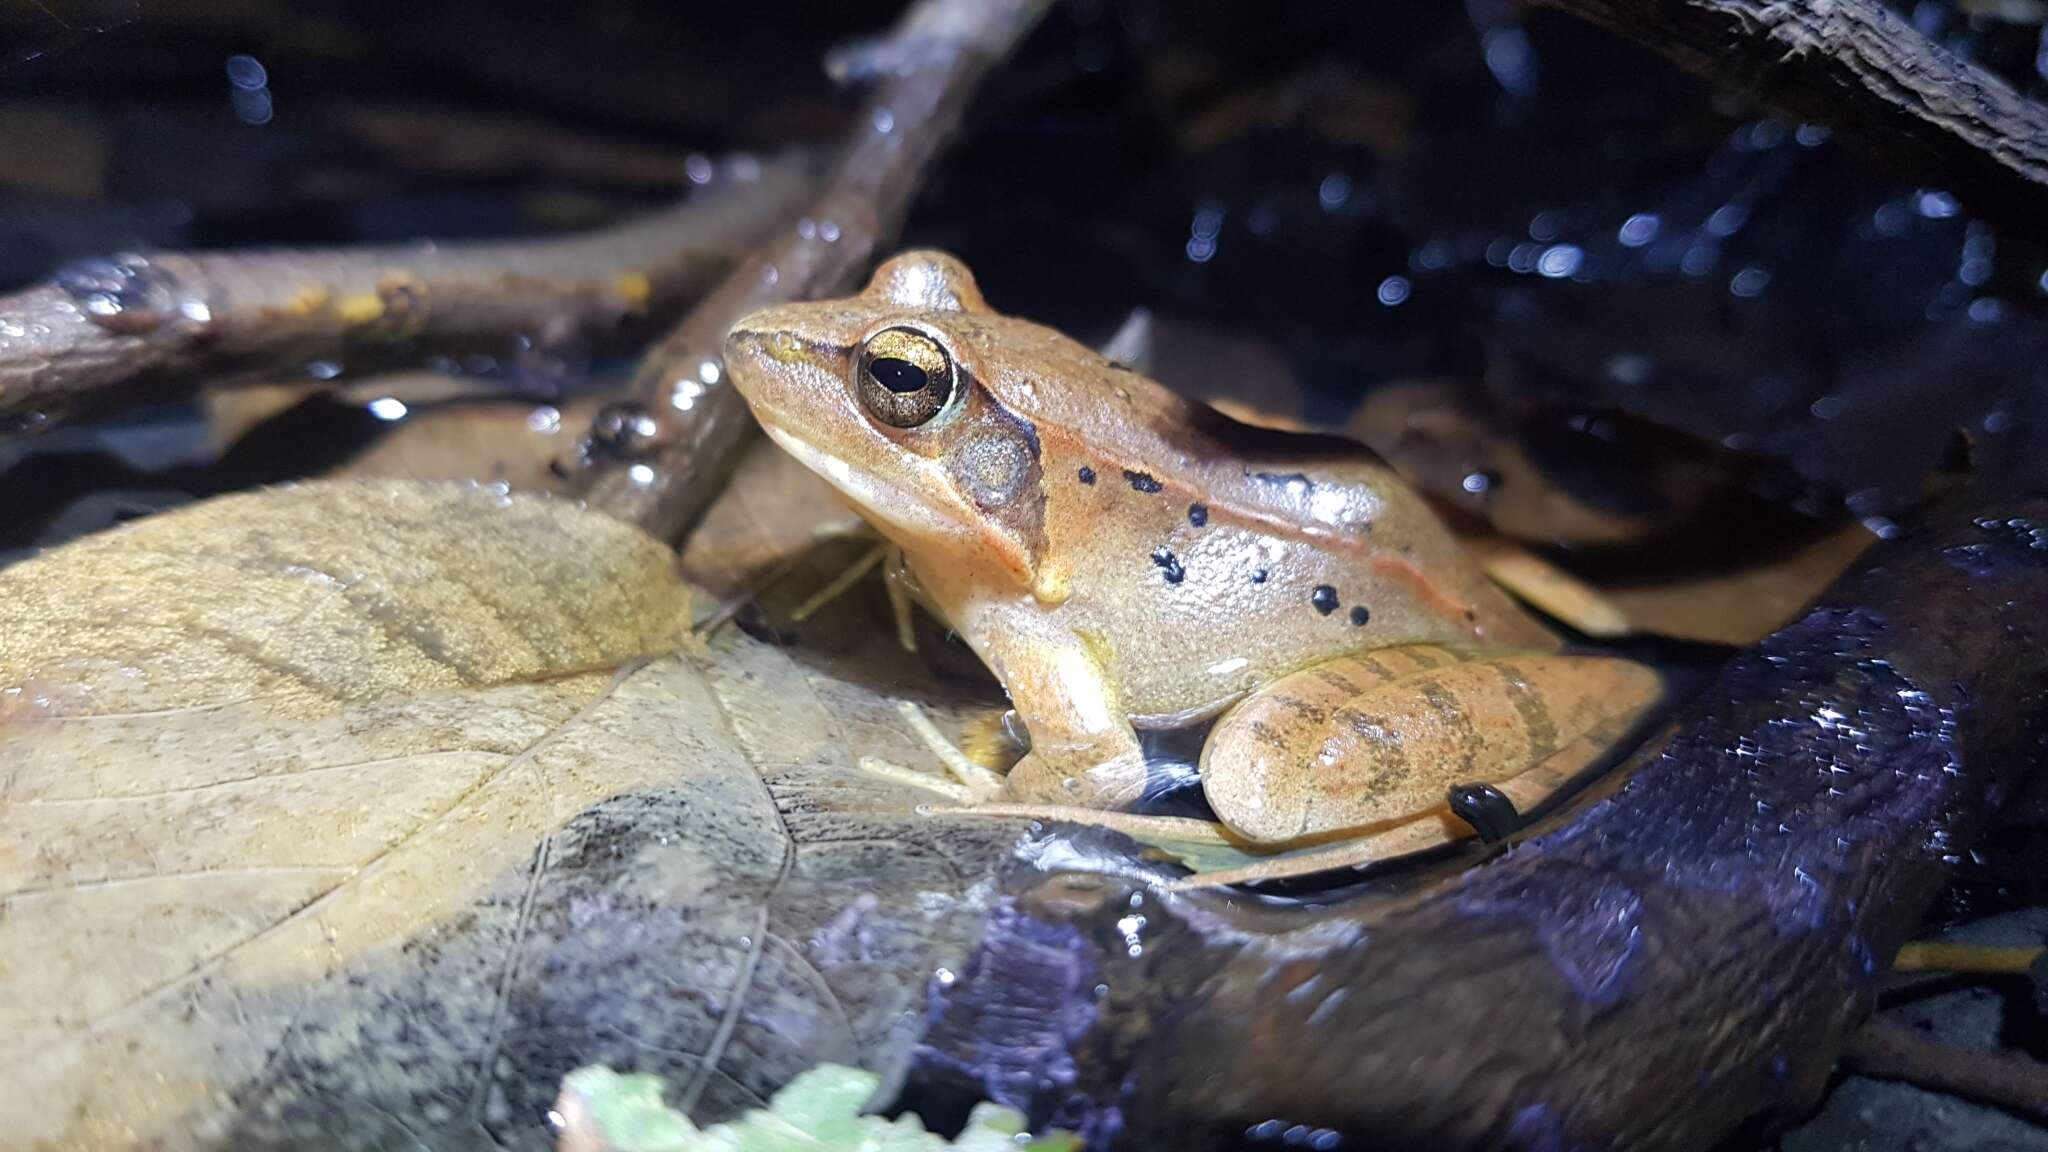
[557,1062,1080,1152]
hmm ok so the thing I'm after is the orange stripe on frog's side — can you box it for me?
[1370,553,1483,630]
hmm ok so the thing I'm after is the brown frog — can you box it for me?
[723,250,1660,880]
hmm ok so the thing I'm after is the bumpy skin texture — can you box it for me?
[724,250,1557,806]
[911,498,2048,1152]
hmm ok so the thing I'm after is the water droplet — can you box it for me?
[1317,173,1352,211]
[1915,189,1960,219]
[683,153,714,185]
[629,463,656,486]
[796,217,817,240]
[1704,202,1749,237]
[872,107,895,134]
[1968,297,2004,323]
[366,396,408,421]
[1536,244,1582,278]
[225,54,267,90]
[1873,201,1911,236]
[1461,471,1494,494]
[1729,265,1771,297]
[1606,353,1651,385]
[1679,241,1720,278]
[1528,211,1562,242]
[1375,275,1410,306]
[527,406,562,434]
[1481,25,1535,93]
[1810,395,1848,420]
[819,220,841,243]
[54,254,183,333]
[1410,238,1453,271]
[590,401,660,458]
[1617,212,1660,248]
[1795,123,1831,147]
[305,359,342,380]
[1185,235,1217,263]
[231,87,273,126]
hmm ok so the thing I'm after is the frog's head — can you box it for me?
[725,250,1056,597]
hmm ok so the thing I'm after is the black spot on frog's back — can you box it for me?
[1311,585,1340,615]
[1188,502,1208,527]
[1151,547,1185,584]
[1124,469,1163,494]
[1077,465,1096,485]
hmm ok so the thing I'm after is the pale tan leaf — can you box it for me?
[0,479,1023,1151]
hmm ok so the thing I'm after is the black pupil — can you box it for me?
[870,357,929,394]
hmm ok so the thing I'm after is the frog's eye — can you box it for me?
[856,326,956,428]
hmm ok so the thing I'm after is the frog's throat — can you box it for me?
[759,422,980,560]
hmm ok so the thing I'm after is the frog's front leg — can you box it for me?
[973,612,1150,807]
[859,610,1149,811]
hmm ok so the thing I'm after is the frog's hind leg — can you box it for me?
[1167,696,1649,889]
[857,700,1009,804]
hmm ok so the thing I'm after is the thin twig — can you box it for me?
[1892,941,2045,976]
[0,153,818,426]
[565,0,1054,543]
[1842,1017,2048,1122]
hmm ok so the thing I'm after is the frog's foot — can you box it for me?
[857,699,1008,805]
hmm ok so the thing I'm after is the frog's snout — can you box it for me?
[721,317,789,408]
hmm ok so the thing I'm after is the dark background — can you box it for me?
[4,0,2048,532]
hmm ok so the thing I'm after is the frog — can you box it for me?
[722,250,1663,881]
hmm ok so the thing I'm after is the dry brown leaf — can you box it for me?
[0,479,1024,1151]
[332,400,575,490]
[1596,519,1878,646]
[678,438,865,603]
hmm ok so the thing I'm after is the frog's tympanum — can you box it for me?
[725,251,1660,879]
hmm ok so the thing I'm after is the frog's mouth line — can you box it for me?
[758,423,965,546]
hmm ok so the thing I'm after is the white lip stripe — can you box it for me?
[759,424,961,543]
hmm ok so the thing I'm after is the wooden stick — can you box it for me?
[566,0,1053,542]
[1843,1018,2048,1122]
[0,154,816,426]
